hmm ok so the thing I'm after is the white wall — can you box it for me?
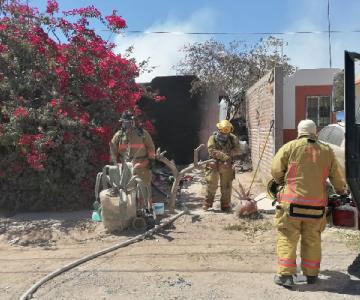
[283,68,341,129]
[198,91,219,160]
[219,98,227,121]
[356,83,360,123]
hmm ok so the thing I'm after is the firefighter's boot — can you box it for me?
[274,275,294,287]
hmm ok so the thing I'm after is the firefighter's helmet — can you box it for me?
[216,120,233,134]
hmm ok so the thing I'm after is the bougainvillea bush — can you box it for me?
[0,0,151,212]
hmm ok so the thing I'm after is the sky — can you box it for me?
[28,0,360,82]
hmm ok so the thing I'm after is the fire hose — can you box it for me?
[19,210,186,300]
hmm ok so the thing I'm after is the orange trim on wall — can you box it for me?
[283,129,297,143]
[295,85,333,128]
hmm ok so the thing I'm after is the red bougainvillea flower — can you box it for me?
[105,15,126,29]
[0,1,162,210]
[78,57,95,76]
[26,151,46,171]
[79,112,90,125]
[0,44,8,53]
[18,133,44,146]
[142,120,156,135]
[154,95,166,103]
[0,23,8,31]
[19,134,33,146]
[13,107,29,118]
[63,6,101,18]
[82,84,107,101]
[44,140,55,149]
[5,3,38,17]
[46,0,59,15]
[90,126,112,142]
[50,98,61,107]
[63,132,74,143]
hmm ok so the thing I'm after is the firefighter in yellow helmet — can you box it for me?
[109,111,155,190]
[271,119,347,287]
[203,119,241,211]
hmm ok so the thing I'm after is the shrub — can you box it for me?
[0,0,147,212]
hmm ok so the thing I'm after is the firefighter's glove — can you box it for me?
[218,152,231,162]
[212,150,230,162]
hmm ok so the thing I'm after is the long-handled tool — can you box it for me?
[234,120,274,217]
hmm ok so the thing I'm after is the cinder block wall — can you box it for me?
[246,68,283,185]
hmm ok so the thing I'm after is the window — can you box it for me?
[306,96,331,127]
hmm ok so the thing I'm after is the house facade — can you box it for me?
[283,68,341,143]
[246,68,341,184]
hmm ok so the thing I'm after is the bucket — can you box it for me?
[332,205,359,229]
[152,202,165,215]
[92,210,102,222]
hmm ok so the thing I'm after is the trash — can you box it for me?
[235,200,258,218]
[152,202,165,215]
[233,158,252,172]
[91,211,102,222]
[100,188,136,232]
[233,181,258,218]
[254,192,275,214]
[163,275,192,288]
[239,141,249,154]
[92,201,102,222]
[180,175,193,182]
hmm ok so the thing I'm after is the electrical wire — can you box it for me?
[103,29,360,36]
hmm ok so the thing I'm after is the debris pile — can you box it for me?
[162,275,192,288]
[233,181,258,218]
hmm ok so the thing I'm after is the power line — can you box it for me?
[105,29,360,36]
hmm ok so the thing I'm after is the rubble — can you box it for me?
[233,156,252,173]
[162,275,192,288]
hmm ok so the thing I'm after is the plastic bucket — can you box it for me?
[92,210,102,222]
[152,203,165,215]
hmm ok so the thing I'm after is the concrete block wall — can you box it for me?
[246,67,283,185]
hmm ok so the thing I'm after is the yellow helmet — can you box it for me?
[216,120,233,134]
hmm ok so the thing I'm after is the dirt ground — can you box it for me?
[1,170,360,300]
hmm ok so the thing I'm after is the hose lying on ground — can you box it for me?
[19,210,186,300]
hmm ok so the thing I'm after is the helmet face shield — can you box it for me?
[121,119,134,130]
[119,110,135,129]
[216,120,233,134]
[216,132,229,143]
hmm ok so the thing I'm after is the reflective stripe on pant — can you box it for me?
[205,164,234,206]
[275,204,326,276]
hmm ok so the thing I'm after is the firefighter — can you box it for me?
[109,110,156,189]
[271,119,347,287]
[203,119,241,211]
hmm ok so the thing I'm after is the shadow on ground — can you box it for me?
[294,270,360,295]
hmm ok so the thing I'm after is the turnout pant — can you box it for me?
[274,203,327,276]
[205,163,234,207]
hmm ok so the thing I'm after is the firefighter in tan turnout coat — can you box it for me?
[203,120,240,212]
[271,119,347,287]
[110,111,155,188]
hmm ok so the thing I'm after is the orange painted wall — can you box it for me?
[283,85,333,144]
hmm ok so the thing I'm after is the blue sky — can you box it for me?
[28,0,360,81]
